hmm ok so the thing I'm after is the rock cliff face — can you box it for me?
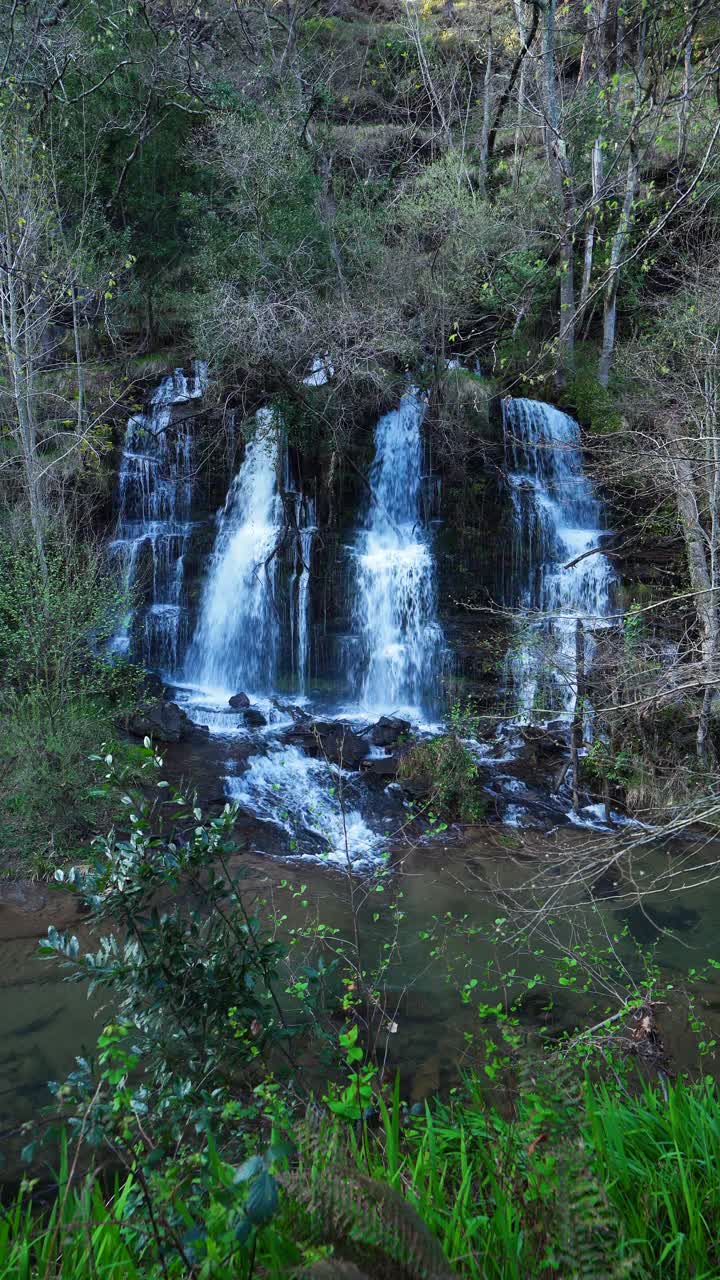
[110,365,516,712]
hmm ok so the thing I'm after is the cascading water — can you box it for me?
[226,745,383,867]
[347,391,443,716]
[289,496,316,695]
[109,364,206,671]
[502,397,614,721]
[185,408,283,696]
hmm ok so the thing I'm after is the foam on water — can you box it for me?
[227,745,385,868]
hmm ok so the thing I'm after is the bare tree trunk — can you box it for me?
[598,141,639,386]
[317,155,345,292]
[71,285,85,432]
[580,137,603,313]
[0,230,47,575]
[477,23,493,195]
[542,0,576,376]
[511,1,532,193]
[598,15,645,386]
[487,1,540,179]
[578,0,609,85]
[579,0,609,317]
[672,444,719,760]
[677,19,695,171]
[614,0,625,126]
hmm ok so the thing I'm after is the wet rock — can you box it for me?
[397,776,429,799]
[185,719,211,742]
[410,1053,440,1102]
[361,754,400,780]
[243,707,267,728]
[271,699,310,723]
[284,720,368,769]
[127,700,208,744]
[229,692,250,710]
[516,985,556,1024]
[370,716,412,747]
[140,670,166,701]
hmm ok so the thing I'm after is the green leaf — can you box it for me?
[233,1155,264,1184]
[245,1171,279,1225]
[235,1214,253,1244]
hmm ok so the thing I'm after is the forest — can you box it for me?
[3,0,720,1275]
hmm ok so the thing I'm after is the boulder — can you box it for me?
[285,720,368,769]
[361,754,400,780]
[243,707,267,728]
[229,692,250,710]
[271,698,310,723]
[370,716,412,747]
[140,670,166,701]
[127,700,209,744]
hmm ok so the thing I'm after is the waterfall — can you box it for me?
[503,398,613,720]
[290,497,316,694]
[109,364,205,671]
[185,409,284,696]
[346,391,443,716]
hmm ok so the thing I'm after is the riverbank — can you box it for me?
[4,1060,720,1277]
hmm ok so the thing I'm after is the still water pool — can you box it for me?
[3,817,720,1173]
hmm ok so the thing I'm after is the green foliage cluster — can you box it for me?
[5,1065,720,1277]
[398,703,486,824]
[0,521,142,872]
[560,365,623,436]
[0,525,129,706]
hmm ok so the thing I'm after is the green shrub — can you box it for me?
[6,1074,720,1279]
[399,703,485,823]
[560,367,623,435]
[0,519,143,873]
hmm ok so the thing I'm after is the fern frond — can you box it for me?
[555,1141,634,1280]
[283,1166,455,1280]
[293,1262,371,1280]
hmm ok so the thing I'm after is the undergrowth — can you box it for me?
[398,702,486,824]
[3,1073,720,1278]
[0,699,146,876]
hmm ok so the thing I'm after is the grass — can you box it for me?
[3,1073,720,1278]
[0,1165,147,1280]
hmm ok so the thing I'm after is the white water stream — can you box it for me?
[346,390,444,717]
[109,363,206,670]
[185,409,283,698]
[226,744,385,867]
[503,398,614,721]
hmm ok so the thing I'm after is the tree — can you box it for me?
[620,259,720,762]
